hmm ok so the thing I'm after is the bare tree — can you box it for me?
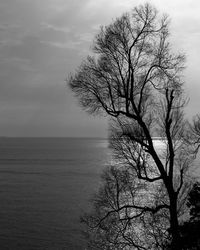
[68,3,198,249]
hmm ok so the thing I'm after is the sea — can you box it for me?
[0,137,110,250]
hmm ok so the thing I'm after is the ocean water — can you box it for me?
[0,137,110,250]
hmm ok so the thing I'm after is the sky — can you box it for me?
[0,0,199,137]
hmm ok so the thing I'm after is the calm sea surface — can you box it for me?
[0,137,110,250]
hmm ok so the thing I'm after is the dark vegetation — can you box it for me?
[68,3,200,249]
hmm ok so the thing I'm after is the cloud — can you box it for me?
[76,32,94,43]
[41,22,71,34]
[0,39,23,48]
[0,57,36,72]
[41,40,82,50]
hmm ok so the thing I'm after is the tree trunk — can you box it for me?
[169,192,181,249]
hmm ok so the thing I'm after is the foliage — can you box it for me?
[166,182,200,249]
[187,182,200,221]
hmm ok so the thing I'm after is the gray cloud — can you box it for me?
[41,22,71,33]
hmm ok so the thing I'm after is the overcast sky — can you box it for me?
[0,0,199,137]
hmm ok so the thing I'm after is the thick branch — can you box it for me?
[95,203,169,228]
[165,88,175,180]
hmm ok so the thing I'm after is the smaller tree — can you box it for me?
[187,182,200,221]
[166,182,200,250]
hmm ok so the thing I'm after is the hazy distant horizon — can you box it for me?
[0,135,108,139]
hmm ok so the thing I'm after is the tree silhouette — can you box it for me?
[69,3,199,249]
[187,182,200,221]
[166,182,200,249]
